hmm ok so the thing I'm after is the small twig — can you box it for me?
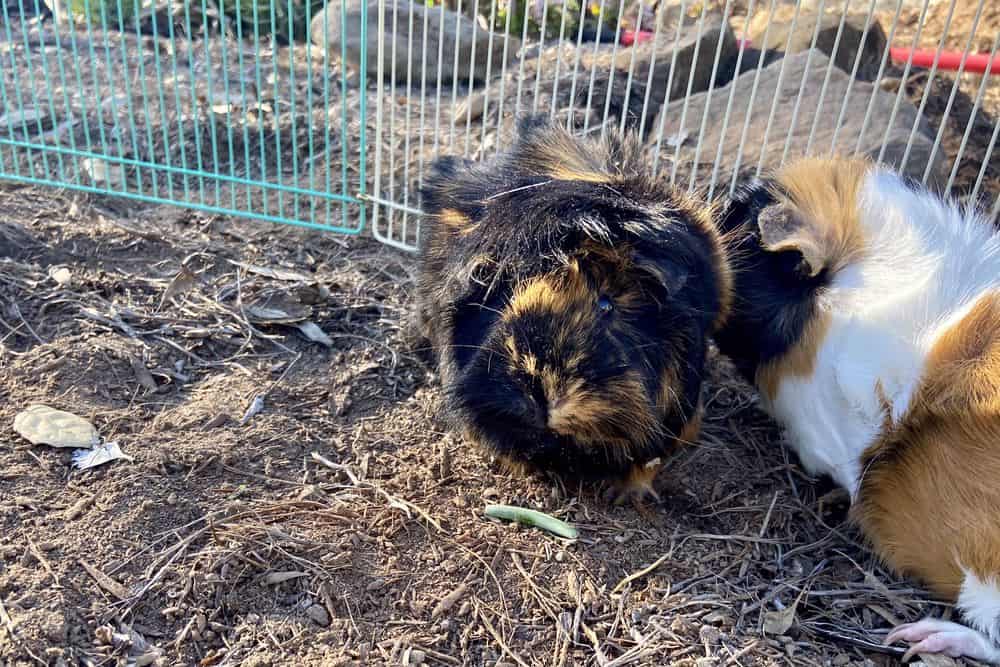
[476,603,532,667]
[25,537,57,585]
[612,552,672,595]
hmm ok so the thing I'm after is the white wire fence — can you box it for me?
[368,0,1000,252]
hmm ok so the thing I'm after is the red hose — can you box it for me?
[619,30,999,75]
[890,47,1000,74]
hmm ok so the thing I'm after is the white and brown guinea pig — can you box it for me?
[715,156,1000,662]
[409,116,731,503]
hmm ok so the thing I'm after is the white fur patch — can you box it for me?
[958,569,1000,645]
[765,167,1000,498]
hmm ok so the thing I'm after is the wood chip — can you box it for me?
[80,560,130,600]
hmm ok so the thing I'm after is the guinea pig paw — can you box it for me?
[885,618,1000,663]
[610,461,663,507]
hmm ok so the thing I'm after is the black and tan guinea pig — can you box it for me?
[715,156,1000,662]
[408,116,731,503]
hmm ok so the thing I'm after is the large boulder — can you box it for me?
[649,49,946,191]
[311,0,519,88]
[747,6,888,80]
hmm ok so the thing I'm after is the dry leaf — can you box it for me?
[296,321,333,347]
[13,405,99,449]
[159,264,197,309]
[263,571,308,585]
[762,604,796,635]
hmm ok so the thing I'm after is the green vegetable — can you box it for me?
[484,504,578,539]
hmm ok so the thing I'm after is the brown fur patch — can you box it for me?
[766,157,871,277]
[438,208,477,235]
[676,405,703,446]
[522,131,611,184]
[547,373,658,447]
[854,291,1000,600]
[756,310,832,400]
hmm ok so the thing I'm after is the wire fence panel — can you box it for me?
[2,0,998,250]
[370,0,1000,251]
[0,0,367,233]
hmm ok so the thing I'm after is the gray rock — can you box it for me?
[582,9,738,118]
[748,7,887,81]
[649,49,945,191]
[310,0,519,88]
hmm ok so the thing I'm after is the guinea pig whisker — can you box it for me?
[484,179,554,201]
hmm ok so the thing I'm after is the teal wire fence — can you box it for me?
[0,0,367,234]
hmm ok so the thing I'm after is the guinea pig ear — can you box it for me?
[755,203,826,278]
[633,250,688,297]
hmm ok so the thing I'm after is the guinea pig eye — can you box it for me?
[596,295,614,315]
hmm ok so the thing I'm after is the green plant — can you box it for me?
[217,0,327,43]
[60,0,138,27]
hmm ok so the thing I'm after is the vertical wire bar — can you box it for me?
[464,0,481,156]
[556,0,587,129]
[687,0,734,193]
[851,0,904,157]
[433,0,447,157]
[401,0,416,243]
[778,0,827,168]
[358,0,368,232]
[727,0,778,195]
[269,0,289,219]
[617,0,646,137]
[40,0,84,185]
[0,5,30,176]
[148,2,173,195]
[374,0,386,234]
[707,0,756,200]
[388,0,400,237]
[530,0,550,114]
[636,2,666,139]
[924,0,986,188]
[129,0,161,198]
[80,0,119,192]
[305,0,320,224]
[96,0,130,190]
[217,0,239,213]
[234,0,252,212]
[600,0,628,136]
[650,0,692,173]
[20,0,68,184]
[565,0,590,130]
[803,0,850,158]
[477,0,499,155]
[752,0,801,178]
[513,0,533,122]
[199,4,224,206]
[868,0,932,160]
[944,33,999,196]
[668,0,709,185]
[180,0,208,203]
[968,111,1000,208]
[448,0,463,148]
[920,0,984,186]
[417,0,431,189]
[894,0,960,172]
[827,0,878,156]
[9,0,54,181]
[339,0,351,227]
[582,0,610,134]
[494,0,515,155]
[112,0,145,194]
[59,2,101,187]
[251,0,270,215]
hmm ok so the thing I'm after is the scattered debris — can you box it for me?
[72,441,134,470]
[295,321,333,347]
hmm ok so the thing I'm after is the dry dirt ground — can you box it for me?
[2,5,1000,667]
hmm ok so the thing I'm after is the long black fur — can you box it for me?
[410,116,728,484]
